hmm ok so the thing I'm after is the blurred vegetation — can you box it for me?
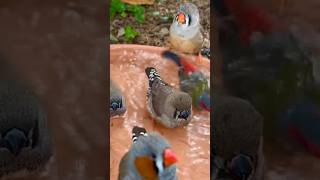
[110,0,145,42]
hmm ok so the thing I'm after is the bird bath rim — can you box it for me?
[110,44,210,65]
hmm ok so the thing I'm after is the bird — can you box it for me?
[118,126,178,180]
[169,3,204,54]
[144,67,192,128]
[212,95,264,180]
[162,50,210,111]
[110,80,126,118]
[0,57,52,177]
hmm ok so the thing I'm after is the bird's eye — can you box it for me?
[178,110,190,119]
[110,98,122,110]
[110,102,118,110]
[151,153,159,160]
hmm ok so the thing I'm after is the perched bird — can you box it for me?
[0,58,52,177]
[145,67,192,128]
[110,80,126,118]
[118,126,178,180]
[162,50,210,111]
[212,95,264,180]
[170,3,203,54]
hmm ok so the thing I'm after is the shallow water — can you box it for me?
[110,45,210,179]
[0,1,107,179]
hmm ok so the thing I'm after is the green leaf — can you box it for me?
[124,25,139,42]
[127,5,145,23]
[120,11,127,17]
[110,0,126,19]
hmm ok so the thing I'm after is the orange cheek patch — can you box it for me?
[134,156,158,180]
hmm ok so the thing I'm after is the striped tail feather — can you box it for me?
[132,126,148,143]
[145,67,162,88]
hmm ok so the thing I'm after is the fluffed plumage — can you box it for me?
[162,50,210,111]
[118,126,177,180]
[145,67,192,128]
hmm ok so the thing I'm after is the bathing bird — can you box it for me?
[162,50,210,111]
[110,80,126,118]
[145,67,192,128]
[118,126,177,180]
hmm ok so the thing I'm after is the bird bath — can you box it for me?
[110,44,210,179]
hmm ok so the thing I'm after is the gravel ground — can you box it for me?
[110,0,210,49]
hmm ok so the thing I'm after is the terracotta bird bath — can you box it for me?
[110,44,210,179]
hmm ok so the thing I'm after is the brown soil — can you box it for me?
[110,0,210,49]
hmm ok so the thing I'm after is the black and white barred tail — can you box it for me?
[132,126,148,143]
[145,67,162,88]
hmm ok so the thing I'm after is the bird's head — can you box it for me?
[110,96,126,117]
[132,133,177,179]
[168,91,192,124]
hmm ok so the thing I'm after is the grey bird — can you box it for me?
[212,95,265,180]
[0,58,52,177]
[169,3,203,54]
[118,126,178,180]
[110,80,126,118]
[145,67,192,128]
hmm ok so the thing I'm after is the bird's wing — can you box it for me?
[150,79,174,116]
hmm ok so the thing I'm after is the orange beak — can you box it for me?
[177,13,186,24]
[163,148,177,167]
